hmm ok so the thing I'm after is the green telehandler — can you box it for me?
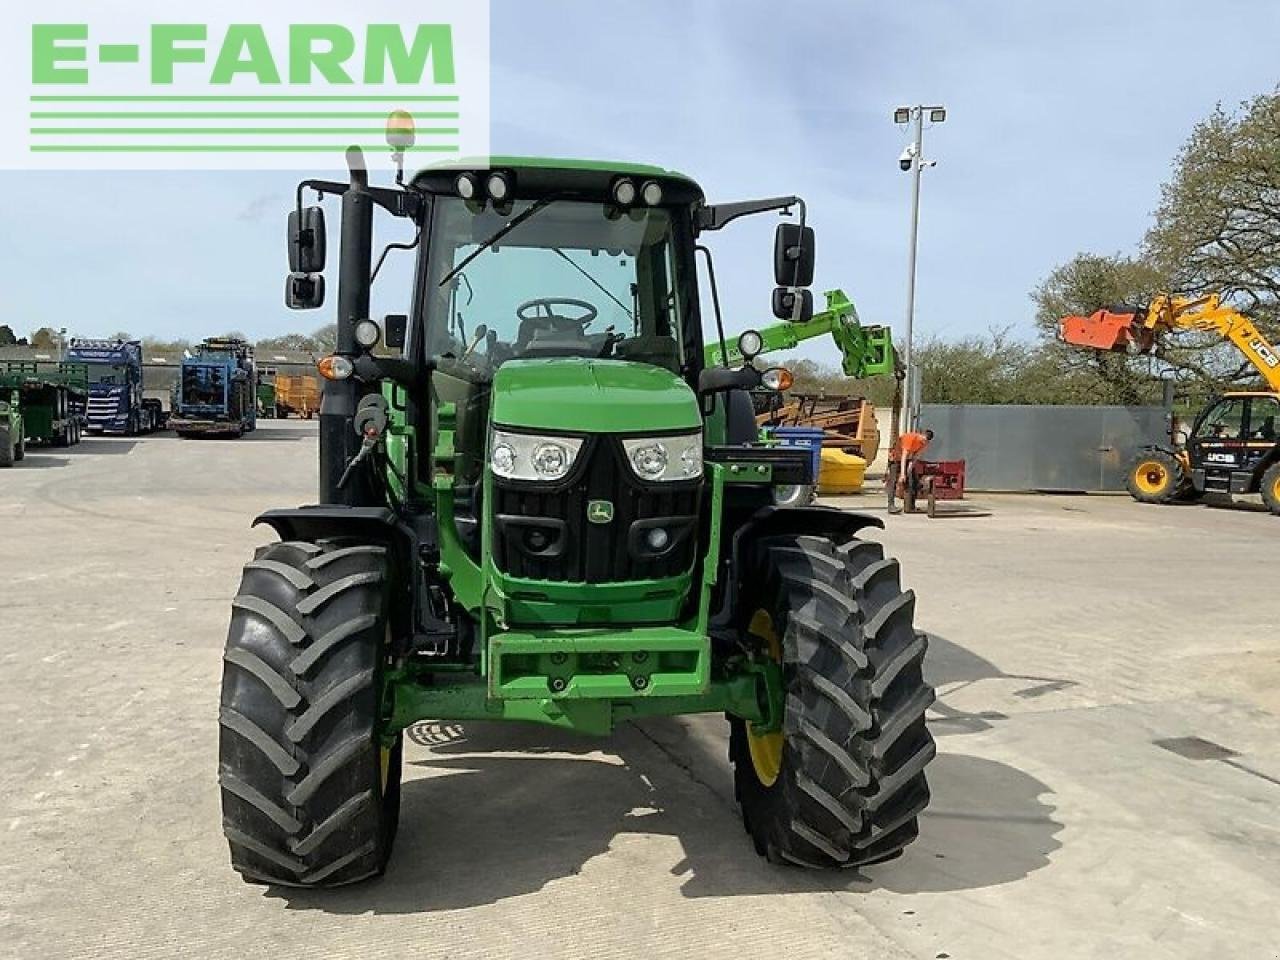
[218,143,935,886]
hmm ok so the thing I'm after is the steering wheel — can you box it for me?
[514,298,600,353]
[516,297,598,328]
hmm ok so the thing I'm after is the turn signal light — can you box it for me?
[317,355,354,380]
[761,366,794,392]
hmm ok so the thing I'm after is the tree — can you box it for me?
[0,325,19,347]
[1144,89,1280,386]
[312,323,338,352]
[255,332,321,353]
[29,327,57,349]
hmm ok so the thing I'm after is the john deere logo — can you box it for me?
[587,500,614,524]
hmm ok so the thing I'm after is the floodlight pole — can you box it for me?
[897,104,944,430]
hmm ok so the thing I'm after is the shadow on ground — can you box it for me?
[925,632,1078,737]
[267,712,1061,914]
[242,428,312,442]
[9,453,71,469]
[73,438,140,455]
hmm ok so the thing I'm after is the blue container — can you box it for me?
[769,426,825,480]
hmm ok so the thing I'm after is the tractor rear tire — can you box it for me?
[1125,450,1184,504]
[1262,463,1280,516]
[730,535,935,868]
[219,539,402,887]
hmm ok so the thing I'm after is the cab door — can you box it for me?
[1241,394,1280,484]
[1188,396,1249,492]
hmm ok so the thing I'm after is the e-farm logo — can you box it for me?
[2,5,489,169]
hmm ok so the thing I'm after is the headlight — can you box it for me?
[622,432,702,482]
[489,429,584,482]
[737,329,763,360]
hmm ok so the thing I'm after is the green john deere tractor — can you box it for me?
[0,388,24,467]
[218,144,935,886]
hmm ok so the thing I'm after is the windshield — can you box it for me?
[1195,397,1247,440]
[182,365,226,406]
[84,362,128,385]
[423,198,686,375]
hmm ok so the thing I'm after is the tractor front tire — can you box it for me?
[0,428,13,467]
[219,539,402,887]
[14,435,24,462]
[1261,463,1280,516]
[730,535,935,868]
[1125,450,1185,504]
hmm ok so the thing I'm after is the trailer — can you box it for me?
[170,338,257,438]
[0,362,88,448]
[274,373,320,418]
[65,339,163,435]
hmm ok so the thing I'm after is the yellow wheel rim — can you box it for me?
[379,745,391,794]
[746,609,784,787]
[1273,475,1280,502]
[1133,461,1169,495]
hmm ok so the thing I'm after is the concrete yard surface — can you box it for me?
[1,419,1276,959]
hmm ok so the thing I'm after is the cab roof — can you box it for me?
[411,155,704,202]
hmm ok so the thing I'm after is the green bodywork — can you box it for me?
[705,288,896,378]
[489,358,701,434]
[311,155,860,740]
[0,362,87,444]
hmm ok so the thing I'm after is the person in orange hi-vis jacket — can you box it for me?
[887,428,933,514]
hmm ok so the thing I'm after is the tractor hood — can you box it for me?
[490,358,700,434]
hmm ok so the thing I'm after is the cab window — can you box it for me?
[1246,395,1280,441]
[1195,398,1247,440]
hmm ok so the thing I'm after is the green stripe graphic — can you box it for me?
[30,94,463,102]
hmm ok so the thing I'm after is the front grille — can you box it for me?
[492,435,701,584]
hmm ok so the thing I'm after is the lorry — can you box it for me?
[65,339,163,435]
[217,143,936,887]
[0,361,88,448]
[171,338,258,438]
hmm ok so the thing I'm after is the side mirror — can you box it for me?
[288,206,327,274]
[774,223,815,287]
[384,314,408,350]
[771,287,814,323]
[285,272,325,310]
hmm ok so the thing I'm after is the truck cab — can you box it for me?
[65,339,160,435]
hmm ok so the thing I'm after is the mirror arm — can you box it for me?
[696,195,803,232]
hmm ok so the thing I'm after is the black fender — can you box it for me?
[710,505,883,634]
[253,505,409,546]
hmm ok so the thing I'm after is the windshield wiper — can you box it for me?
[552,248,634,320]
[439,194,563,287]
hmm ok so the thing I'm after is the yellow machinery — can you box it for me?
[1060,294,1280,513]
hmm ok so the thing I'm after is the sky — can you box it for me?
[3,0,1279,369]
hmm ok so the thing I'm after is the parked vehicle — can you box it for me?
[256,370,278,419]
[170,338,257,438]
[0,361,87,447]
[0,388,23,467]
[217,145,936,886]
[275,373,320,418]
[65,339,163,435]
